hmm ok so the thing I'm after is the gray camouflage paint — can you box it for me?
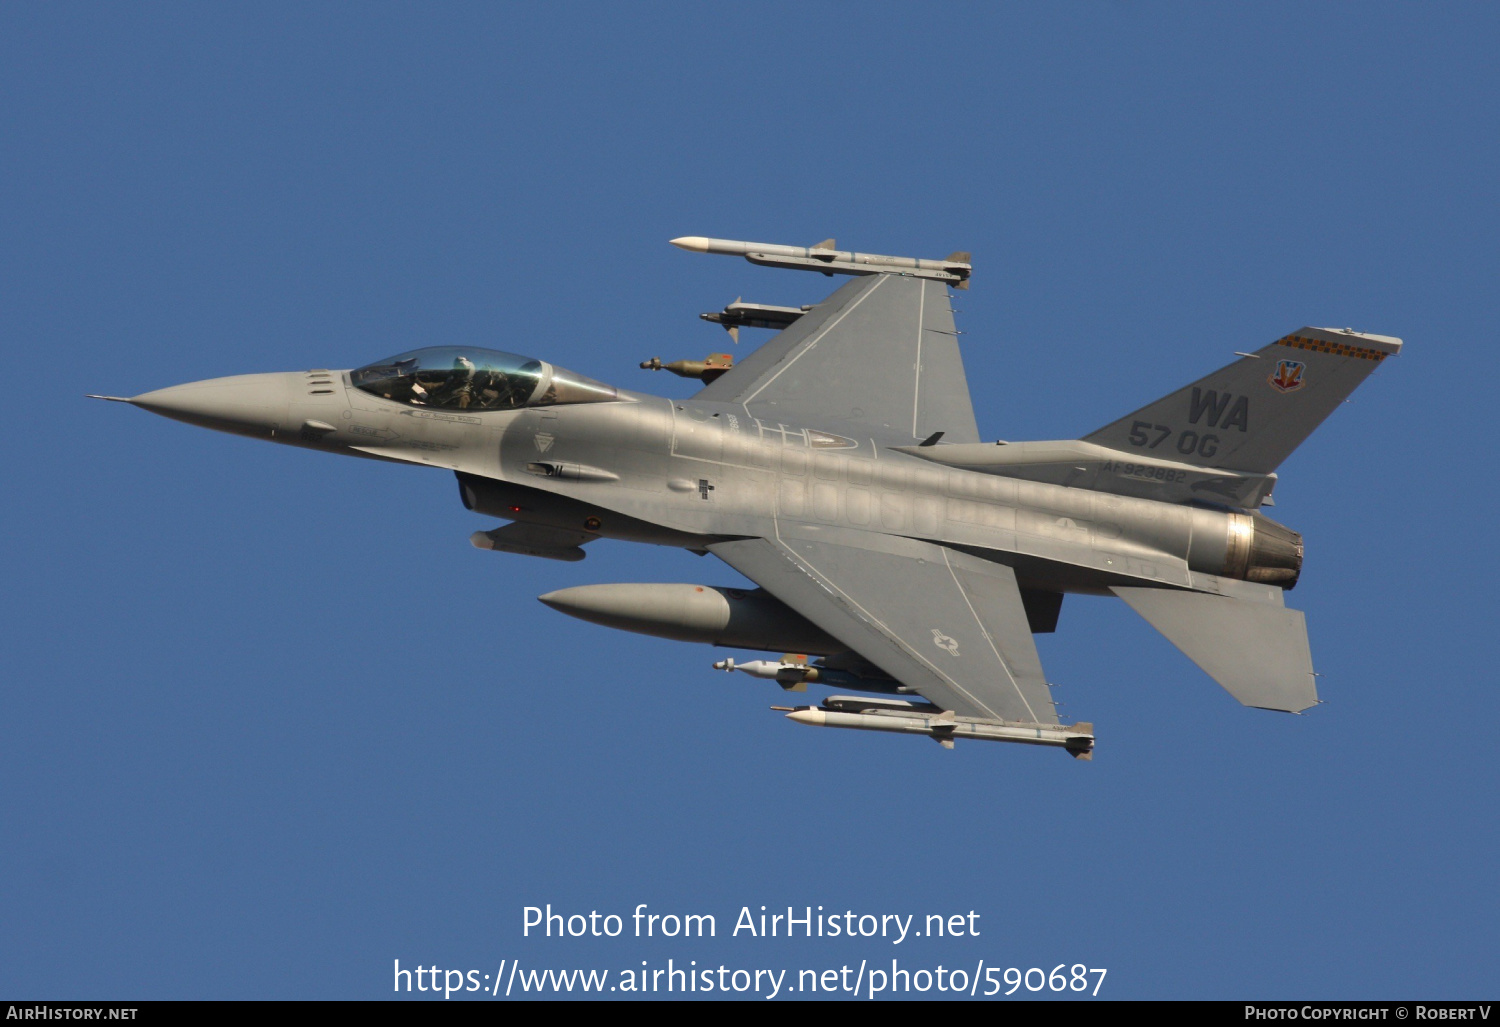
[102,255,1400,753]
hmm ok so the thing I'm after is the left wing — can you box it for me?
[709,527,1058,724]
[695,274,980,445]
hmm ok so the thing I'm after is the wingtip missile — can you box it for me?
[780,702,1095,757]
[670,235,972,286]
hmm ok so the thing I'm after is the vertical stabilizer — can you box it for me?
[1084,327,1401,474]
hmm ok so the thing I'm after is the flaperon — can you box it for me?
[93,235,1401,757]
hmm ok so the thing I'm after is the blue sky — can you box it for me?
[3,2,1496,999]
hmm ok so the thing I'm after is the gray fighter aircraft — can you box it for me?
[93,236,1401,758]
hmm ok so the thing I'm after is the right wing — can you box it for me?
[695,274,980,446]
[709,527,1058,724]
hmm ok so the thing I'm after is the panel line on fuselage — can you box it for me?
[911,280,925,439]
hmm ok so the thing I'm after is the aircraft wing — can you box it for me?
[709,527,1058,724]
[695,274,981,445]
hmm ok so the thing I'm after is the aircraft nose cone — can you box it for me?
[130,373,294,437]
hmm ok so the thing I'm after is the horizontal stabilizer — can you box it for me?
[1111,586,1317,712]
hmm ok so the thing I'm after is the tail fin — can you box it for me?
[1083,327,1401,475]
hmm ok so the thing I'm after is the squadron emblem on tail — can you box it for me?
[1269,359,1306,393]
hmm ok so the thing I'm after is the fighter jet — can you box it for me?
[93,236,1401,758]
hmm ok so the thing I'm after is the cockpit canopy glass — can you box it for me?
[350,347,617,412]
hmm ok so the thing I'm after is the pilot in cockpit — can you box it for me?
[432,355,478,409]
[350,347,618,413]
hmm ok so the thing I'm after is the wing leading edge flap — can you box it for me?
[709,529,1058,724]
[1111,586,1317,712]
[695,274,980,445]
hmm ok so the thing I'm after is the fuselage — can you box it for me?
[127,364,1294,605]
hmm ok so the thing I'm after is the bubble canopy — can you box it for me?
[350,347,617,412]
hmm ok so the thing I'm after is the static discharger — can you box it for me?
[671,236,972,288]
[640,352,734,383]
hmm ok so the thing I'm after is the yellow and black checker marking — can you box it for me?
[1275,334,1388,362]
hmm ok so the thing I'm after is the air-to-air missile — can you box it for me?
[719,656,1095,755]
[669,236,973,288]
[777,697,1095,758]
